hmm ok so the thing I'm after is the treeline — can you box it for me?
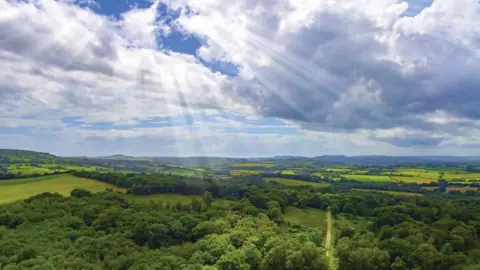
[0,171,65,181]
[72,171,220,196]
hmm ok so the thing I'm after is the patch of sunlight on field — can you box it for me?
[284,207,327,229]
[265,177,329,187]
[0,174,124,204]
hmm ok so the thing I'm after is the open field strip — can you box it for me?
[0,174,124,204]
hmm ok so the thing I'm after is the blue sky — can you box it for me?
[1,0,480,157]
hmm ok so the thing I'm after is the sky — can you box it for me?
[1,0,480,157]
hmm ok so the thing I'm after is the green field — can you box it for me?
[8,165,54,175]
[390,176,437,183]
[281,169,296,175]
[265,177,329,187]
[284,207,327,228]
[341,174,392,182]
[0,174,124,204]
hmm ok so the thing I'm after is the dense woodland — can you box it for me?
[2,170,480,269]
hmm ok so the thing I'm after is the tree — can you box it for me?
[191,198,204,212]
[203,192,213,209]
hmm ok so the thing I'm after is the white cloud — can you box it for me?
[0,0,244,124]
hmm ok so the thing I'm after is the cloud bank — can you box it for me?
[1,0,480,155]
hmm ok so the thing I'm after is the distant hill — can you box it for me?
[0,149,57,159]
[3,148,480,166]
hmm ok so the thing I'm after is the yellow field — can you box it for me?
[390,176,438,184]
[265,177,329,187]
[396,169,440,179]
[0,174,124,204]
[443,173,480,181]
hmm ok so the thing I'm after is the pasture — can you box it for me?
[265,177,330,187]
[8,165,55,175]
[341,174,393,182]
[284,207,327,229]
[281,169,297,175]
[0,174,124,204]
[390,176,437,184]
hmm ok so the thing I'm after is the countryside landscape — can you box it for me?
[2,0,480,269]
[3,149,480,269]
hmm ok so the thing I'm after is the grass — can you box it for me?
[390,176,438,184]
[443,173,480,181]
[8,165,55,175]
[396,169,440,179]
[265,177,330,187]
[281,169,296,175]
[230,170,263,176]
[0,174,124,204]
[341,174,393,182]
[284,207,327,229]
[353,189,423,196]
[231,163,274,168]
[311,172,324,178]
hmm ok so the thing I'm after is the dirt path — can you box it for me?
[325,210,332,256]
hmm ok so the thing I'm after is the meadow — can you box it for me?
[265,177,330,187]
[0,174,124,204]
[284,207,327,228]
